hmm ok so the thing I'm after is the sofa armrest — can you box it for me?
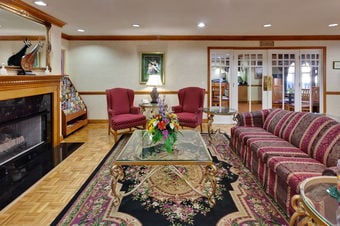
[172,105,182,113]
[235,109,272,127]
[322,166,337,176]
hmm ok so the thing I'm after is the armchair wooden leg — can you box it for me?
[113,130,118,143]
[108,123,110,135]
[200,124,203,133]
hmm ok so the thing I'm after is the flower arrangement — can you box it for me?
[147,97,180,153]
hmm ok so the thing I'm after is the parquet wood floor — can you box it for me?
[0,123,232,226]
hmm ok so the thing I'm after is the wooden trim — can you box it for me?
[0,75,62,147]
[79,90,181,96]
[89,119,208,123]
[88,119,107,124]
[0,35,45,41]
[323,48,327,113]
[326,91,340,95]
[62,34,340,41]
[0,0,65,27]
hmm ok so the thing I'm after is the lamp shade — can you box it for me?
[146,74,162,86]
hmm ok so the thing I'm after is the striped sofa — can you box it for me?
[230,108,340,216]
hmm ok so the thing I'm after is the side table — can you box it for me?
[139,103,168,118]
[289,176,337,226]
[203,107,237,137]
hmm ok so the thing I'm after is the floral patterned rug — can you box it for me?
[52,133,289,226]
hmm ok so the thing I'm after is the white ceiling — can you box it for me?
[16,0,340,36]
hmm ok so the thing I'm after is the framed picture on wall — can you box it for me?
[140,52,165,84]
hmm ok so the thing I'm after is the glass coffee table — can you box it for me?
[289,176,338,226]
[203,107,237,137]
[110,130,216,207]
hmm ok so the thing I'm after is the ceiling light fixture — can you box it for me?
[77,29,85,32]
[328,23,338,27]
[34,1,47,6]
[197,22,205,28]
[264,24,272,28]
[132,24,140,28]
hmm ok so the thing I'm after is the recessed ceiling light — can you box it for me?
[328,23,338,27]
[197,22,205,28]
[264,24,272,28]
[34,1,47,6]
[77,29,85,32]
[132,24,140,28]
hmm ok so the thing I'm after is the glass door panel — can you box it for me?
[271,52,297,110]
[300,52,321,112]
[237,52,263,113]
[210,52,231,108]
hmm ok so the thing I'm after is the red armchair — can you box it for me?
[106,88,146,142]
[172,87,205,132]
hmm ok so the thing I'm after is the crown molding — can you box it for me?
[0,0,65,27]
[61,34,340,41]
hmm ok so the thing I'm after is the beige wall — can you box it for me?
[60,39,340,120]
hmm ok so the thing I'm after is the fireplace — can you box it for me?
[0,76,61,209]
[0,94,52,165]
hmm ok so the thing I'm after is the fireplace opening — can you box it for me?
[0,113,48,166]
[0,94,54,209]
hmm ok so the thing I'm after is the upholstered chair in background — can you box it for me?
[106,88,146,142]
[172,87,205,132]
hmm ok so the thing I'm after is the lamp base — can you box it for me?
[150,87,159,104]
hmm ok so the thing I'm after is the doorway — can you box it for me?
[208,47,324,114]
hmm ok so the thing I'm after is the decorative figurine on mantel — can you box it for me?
[0,63,8,75]
[18,42,44,75]
[7,39,31,67]
[7,39,43,75]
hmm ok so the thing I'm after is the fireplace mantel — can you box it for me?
[0,75,62,147]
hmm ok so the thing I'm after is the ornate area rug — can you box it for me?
[51,133,289,226]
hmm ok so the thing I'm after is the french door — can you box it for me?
[209,48,323,114]
[269,50,322,113]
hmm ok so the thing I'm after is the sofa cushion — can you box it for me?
[246,137,309,187]
[280,113,340,166]
[313,123,340,167]
[263,109,295,137]
[267,156,325,215]
[247,137,309,163]
[231,126,277,163]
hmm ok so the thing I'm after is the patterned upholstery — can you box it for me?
[247,137,308,186]
[106,88,146,142]
[235,109,272,127]
[230,108,340,216]
[267,156,325,215]
[172,87,205,132]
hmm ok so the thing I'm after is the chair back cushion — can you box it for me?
[106,88,134,115]
[178,87,205,113]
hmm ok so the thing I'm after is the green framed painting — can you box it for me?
[140,52,165,84]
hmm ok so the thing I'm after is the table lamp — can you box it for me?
[146,74,162,103]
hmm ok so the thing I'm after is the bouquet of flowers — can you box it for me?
[147,97,180,153]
